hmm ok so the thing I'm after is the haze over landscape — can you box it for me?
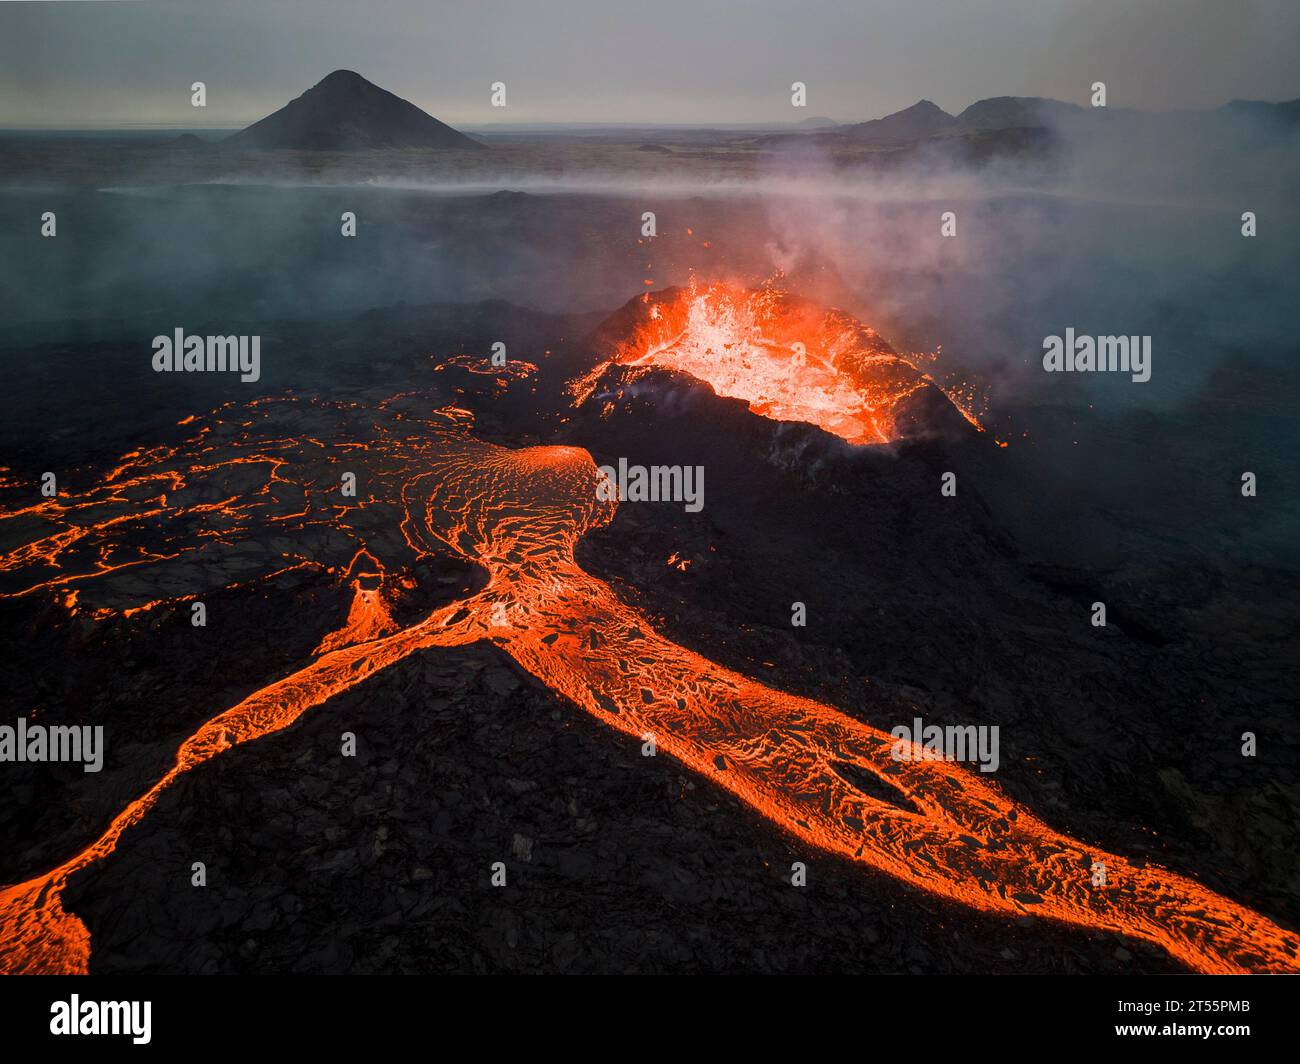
[1,1,1298,981]
[4,0,1300,128]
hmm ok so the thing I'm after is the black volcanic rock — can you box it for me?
[4,296,1298,975]
[226,69,482,151]
[842,99,955,143]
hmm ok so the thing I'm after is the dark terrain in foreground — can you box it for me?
[0,295,1295,973]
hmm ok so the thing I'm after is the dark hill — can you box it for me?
[955,96,1084,131]
[226,69,482,151]
[842,99,955,142]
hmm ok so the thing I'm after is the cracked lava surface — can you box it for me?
[0,396,1295,975]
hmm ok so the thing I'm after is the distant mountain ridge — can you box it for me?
[226,70,482,151]
[778,92,1300,164]
[839,93,1300,142]
[952,96,1085,131]
[793,115,839,129]
[840,99,955,143]
[1222,98,1300,126]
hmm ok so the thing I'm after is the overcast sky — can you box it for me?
[2,0,1298,128]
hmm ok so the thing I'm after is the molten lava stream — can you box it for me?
[0,599,484,975]
[419,440,1299,976]
[1,429,1296,975]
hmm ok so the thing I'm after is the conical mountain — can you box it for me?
[226,70,482,150]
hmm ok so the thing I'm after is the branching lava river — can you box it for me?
[0,397,1295,975]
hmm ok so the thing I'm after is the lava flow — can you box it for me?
[576,280,984,444]
[0,399,1296,975]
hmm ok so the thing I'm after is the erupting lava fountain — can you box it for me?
[576,281,984,445]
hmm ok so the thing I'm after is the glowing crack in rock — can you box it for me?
[0,397,1295,975]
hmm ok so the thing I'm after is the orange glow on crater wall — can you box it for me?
[582,281,984,444]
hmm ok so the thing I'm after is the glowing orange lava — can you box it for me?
[578,281,984,444]
[0,400,1295,975]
